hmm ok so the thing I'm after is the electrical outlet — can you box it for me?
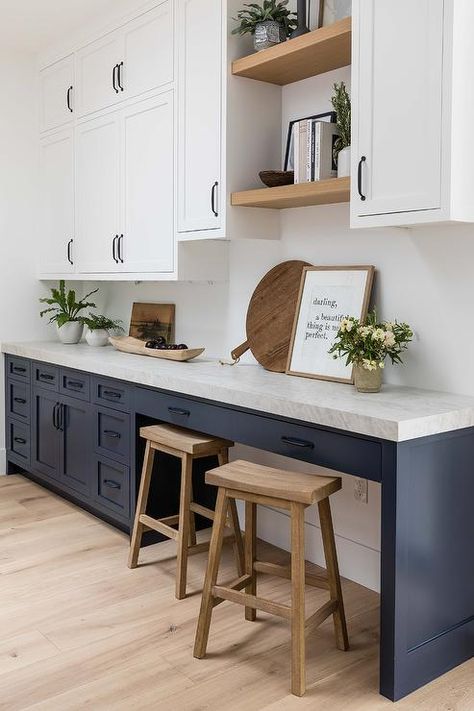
[354,478,368,503]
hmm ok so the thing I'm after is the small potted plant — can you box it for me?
[39,281,98,344]
[232,0,297,52]
[329,311,413,393]
[331,81,351,177]
[82,313,124,347]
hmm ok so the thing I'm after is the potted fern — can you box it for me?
[232,1,297,51]
[331,82,351,177]
[39,281,98,344]
[82,313,124,347]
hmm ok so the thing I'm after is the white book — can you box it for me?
[293,123,300,183]
[313,121,340,180]
[298,121,308,183]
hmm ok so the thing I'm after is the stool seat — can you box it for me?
[140,424,233,456]
[206,459,341,505]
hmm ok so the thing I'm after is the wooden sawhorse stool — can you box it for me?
[193,459,349,696]
[128,424,245,599]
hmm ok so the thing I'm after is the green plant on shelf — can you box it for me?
[82,313,124,333]
[331,81,351,158]
[232,0,297,37]
[39,281,98,327]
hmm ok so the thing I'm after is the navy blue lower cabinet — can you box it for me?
[6,356,474,703]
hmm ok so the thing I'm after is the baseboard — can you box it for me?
[239,502,380,593]
[0,448,6,475]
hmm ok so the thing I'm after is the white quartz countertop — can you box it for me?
[3,340,474,442]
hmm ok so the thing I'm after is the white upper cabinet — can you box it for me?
[76,1,173,118]
[75,112,121,273]
[177,0,222,234]
[120,92,174,273]
[39,55,74,133]
[39,129,75,274]
[122,2,174,100]
[351,0,474,228]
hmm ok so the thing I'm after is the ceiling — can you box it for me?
[0,0,135,52]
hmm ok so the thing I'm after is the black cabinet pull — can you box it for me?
[57,403,65,432]
[66,86,73,113]
[281,436,314,449]
[357,156,366,201]
[112,235,119,263]
[211,181,218,217]
[104,430,121,439]
[104,479,121,490]
[168,406,190,417]
[118,234,124,263]
[67,380,84,390]
[13,397,27,405]
[112,64,119,93]
[103,390,121,399]
[67,239,73,265]
[12,366,26,374]
[52,403,59,430]
[14,437,27,445]
[39,373,55,381]
[117,62,124,92]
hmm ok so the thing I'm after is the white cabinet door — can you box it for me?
[352,0,444,217]
[122,1,174,100]
[39,129,75,275]
[75,113,121,273]
[76,32,123,117]
[120,92,174,273]
[177,0,222,233]
[40,55,74,133]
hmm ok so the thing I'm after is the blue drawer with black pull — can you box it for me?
[92,377,131,412]
[7,380,30,422]
[8,419,30,465]
[60,369,90,401]
[33,362,59,391]
[94,457,130,520]
[95,407,130,464]
[7,356,30,382]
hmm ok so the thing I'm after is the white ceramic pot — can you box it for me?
[56,321,84,344]
[85,328,109,347]
[337,146,351,178]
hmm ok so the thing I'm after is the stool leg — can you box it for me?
[244,501,257,621]
[176,453,194,600]
[318,497,349,651]
[218,449,245,577]
[189,478,197,547]
[194,487,229,659]
[128,441,155,569]
[290,502,306,697]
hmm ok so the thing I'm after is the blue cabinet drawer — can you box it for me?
[8,419,30,464]
[135,387,382,482]
[33,362,59,391]
[7,356,30,382]
[7,380,30,422]
[92,377,131,412]
[94,457,130,520]
[95,407,130,464]
[60,369,90,401]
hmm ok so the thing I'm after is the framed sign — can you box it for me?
[286,266,375,383]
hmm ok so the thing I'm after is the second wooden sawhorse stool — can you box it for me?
[194,459,349,696]
[128,424,245,599]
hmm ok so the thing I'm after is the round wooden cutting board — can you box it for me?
[231,260,311,372]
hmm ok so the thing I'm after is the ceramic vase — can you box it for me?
[85,329,109,347]
[337,146,351,178]
[56,321,84,345]
[353,364,382,393]
[254,21,286,51]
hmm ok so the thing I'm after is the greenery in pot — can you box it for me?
[232,0,297,37]
[331,81,351,159]
[82,313,124,333]
[39,281,98,327]
[329,310,413,373]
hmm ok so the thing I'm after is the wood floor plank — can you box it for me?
[0,631,60,678]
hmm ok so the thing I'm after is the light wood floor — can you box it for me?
[0,475,473,710]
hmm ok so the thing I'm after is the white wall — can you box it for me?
[0,51,50,471]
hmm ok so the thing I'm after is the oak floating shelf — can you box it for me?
[231,177,350,209]
[232,17,351,86]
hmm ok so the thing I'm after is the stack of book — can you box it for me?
[292,119,340,183]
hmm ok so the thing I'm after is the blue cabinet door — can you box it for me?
[59,395,93,497]
[32,388,60,482]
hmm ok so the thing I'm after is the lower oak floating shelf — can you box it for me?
[231,177,350,209]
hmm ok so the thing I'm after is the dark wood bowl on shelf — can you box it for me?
[259,170,294,188]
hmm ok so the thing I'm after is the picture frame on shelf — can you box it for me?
[312,0,352,29]
[284,111,336,171]
[286,266,375,383]
[129,302,175,343]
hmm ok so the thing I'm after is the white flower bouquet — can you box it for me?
[329,310,413,371]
